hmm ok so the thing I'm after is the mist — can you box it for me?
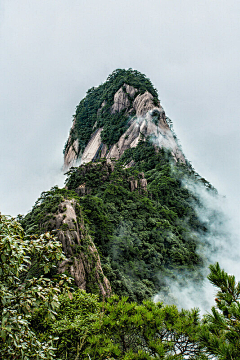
[154,172,240,314]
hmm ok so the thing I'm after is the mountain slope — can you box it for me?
[22,69,218,302]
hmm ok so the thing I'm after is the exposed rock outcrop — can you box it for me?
[63,118,79,169]
[64,139,79,169]
[81,128,103,164]
[105,110,185,163]
[133,91,160,117]
[129,172,148,193]
[111,87,130,114]
[63,84,186,169]
[125,84,138,98]
[111,83,138,114]
[44,199,111,298]
[75,183,91,196]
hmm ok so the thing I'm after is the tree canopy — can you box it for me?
[2,214,240,359]
[0,214,72,359]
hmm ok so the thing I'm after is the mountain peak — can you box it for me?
[63,69,185,169]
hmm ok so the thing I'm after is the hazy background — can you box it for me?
[0,1,239,238]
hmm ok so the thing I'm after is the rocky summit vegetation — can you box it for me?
[1,69,239,359]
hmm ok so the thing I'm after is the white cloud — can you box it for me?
[154,174,240,314]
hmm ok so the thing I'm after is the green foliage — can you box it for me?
[3,68,230,359]
[5,215,238,359]
[89,295,207,359]
[41,293,206,359]
[52,291,100,359]
[99,109,129,147]
[31,289,100,360]
[23,139,218,303]
[0,214,72,359]
[64,159,114,193]
[200,263,240,359]
[59,141,215,302]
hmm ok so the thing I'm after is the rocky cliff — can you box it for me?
[22,190,111,299]
[63,72,185,169]
[55,200,111,297]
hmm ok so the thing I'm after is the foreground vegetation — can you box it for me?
[1,214,240,359]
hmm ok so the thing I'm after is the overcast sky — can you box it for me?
[1,0,239,228]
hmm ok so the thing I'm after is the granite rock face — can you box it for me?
[64,139,79,169]
[44,199,111,298]
[63,85,185,169]
[63,118,79,169]
[111,87,130,114]
[111,83,138,114]
[105,112,185,163]
[133,91,159,117]
[81,128,103,165]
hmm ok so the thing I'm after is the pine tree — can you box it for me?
[201,262,240,359]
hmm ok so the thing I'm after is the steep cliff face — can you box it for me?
[64,118,79,169]
[22,190,111,299]
[104,107,185,164]
[63,70,185,169]
[54,200,111,297]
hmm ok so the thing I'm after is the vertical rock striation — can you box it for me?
[44,199,111,298]
[64,85,185,169]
